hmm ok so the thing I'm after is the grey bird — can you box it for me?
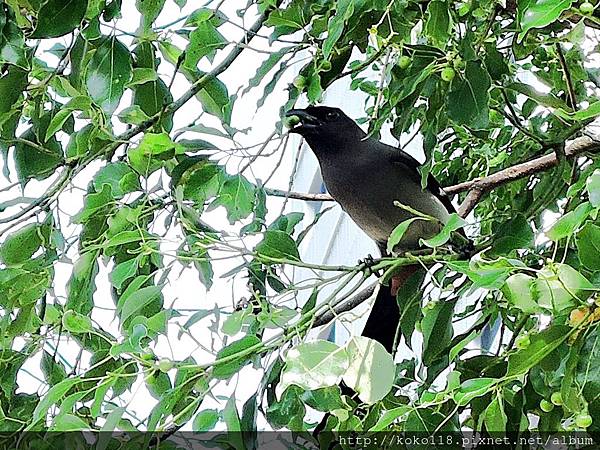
[286,105,459,353]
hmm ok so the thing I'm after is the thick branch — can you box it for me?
[312,283,377,327]
[271,135,600,215]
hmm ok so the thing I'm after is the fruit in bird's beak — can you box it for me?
[284,115,301,129]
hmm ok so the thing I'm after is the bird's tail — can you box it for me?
[361,265,421,353]
[314,265,425,437]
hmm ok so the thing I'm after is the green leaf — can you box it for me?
[369,406,411,431]
[484,392,507,432]
[255,230,300,261]
[453,378,497,406]
[110,258,139,290]
[425,1,451,45]
[222,310,248,336]
[577,223,600,271]
[535,263,593,312]
[44,96,92,141]
[213,335,262,379]
[421,299,454,366]
[117,105,150,125]
[280,340,349,392]
[420,213,466,248]
[342,337,395,404]
[0,66,27,113]
[14,128,64,184]
[507,325,571,376]
[322,0,353,59]
[127,68,158,86]
[184,21,227,68]
[118,285,162,324]
[136,0,165,31]
[519,0,573,41]
[50,413,89,431]
[506,81,570,110]
[128,132,179,175]
[223,395,244,450]
[554,101,600,121]
[586,169,600,207]
[93,162,141,199]
[0,5,28,69]
[447,61,491,129]
[546,202,592,241]
[209,174,256,223]
[133,77,173,131]
[196,74,231,124]
[243,47,293,94]
[404,408,459,444]
[85,36,132,114]
[300,386,345,412]
[41,351,67,387]
[396,269,426,349]
[0,223,44,266]
[387,217,422,254]
[66,251,99,316]
[193,409,219,431]
[146,370,171,399]
[29,377,80,427]
[62,310,93,334]
[502,273,541,314]
[31,0,88,38]
[490,214,534,255]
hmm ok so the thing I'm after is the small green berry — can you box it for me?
[441,67,456,82]
[320,61,332,71]
[398,55,411,69]
[575,413,592,428]
[540,399,554,413]
[453,56,465,70]
[515,334,531,350]
[425,301,437,310]
[284,115,301,129]
[293,75,307,89]
[580,2,594,14]
[457,3,470,16]
[551,392,563,406]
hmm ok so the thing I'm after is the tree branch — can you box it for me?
[269,135,600,217]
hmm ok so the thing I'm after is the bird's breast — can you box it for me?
[320,159,449,252]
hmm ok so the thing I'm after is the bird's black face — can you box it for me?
[285,106,364,144]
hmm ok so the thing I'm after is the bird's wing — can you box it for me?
[382,144,457,214]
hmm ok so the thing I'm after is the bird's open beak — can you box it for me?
[285,108,320,133]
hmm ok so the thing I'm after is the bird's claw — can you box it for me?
[359,254,382,277]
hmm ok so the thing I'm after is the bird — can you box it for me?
[285,105,461,354]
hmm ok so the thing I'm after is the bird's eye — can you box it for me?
[325,111,338,121]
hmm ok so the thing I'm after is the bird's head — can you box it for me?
[285,106,366,151]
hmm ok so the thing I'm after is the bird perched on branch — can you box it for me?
[286,105,462,353]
